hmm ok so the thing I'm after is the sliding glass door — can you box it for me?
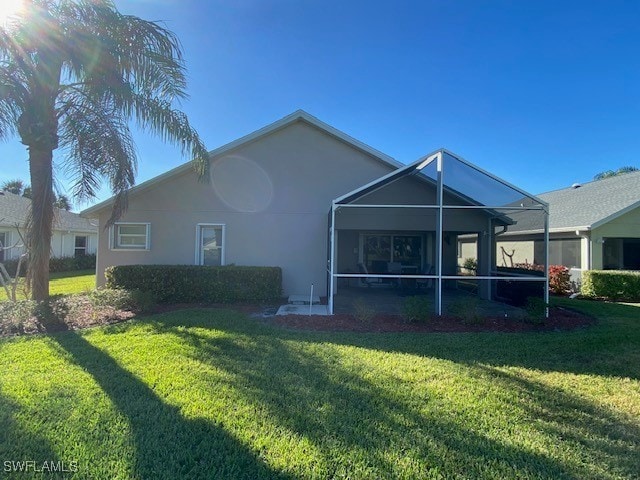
[361,234,423,272]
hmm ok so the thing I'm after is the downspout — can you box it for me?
[328,202,336,315]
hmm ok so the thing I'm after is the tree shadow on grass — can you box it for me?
[0,390,67,479]
[142,311,640,479]
[52,331,293,480]
[473,364,640,479]
[296,300,640,380]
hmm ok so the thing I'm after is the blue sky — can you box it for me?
[1,0,639,210]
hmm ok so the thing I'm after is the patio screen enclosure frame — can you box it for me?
[327,149,549,316]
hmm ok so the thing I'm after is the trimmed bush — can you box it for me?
[581,270,640,301]
[105,265,282,304]
[2,254,96,276]
[90,288,156,312]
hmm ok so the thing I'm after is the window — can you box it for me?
[534,238,581,268]
[361,234,423,272]
[196,224,225,266]
[74,235,88,257]
[112,223,150,250]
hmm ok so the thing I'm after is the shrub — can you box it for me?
[105,265,282,304]
[352,297,376,324]
[512,263,545,272]
[549,265,571,295]
[581,270,640,301]
[524,296,548,324]
[403,295,432,323]
[0,300,37,335]
[90,288,156,312]
[462,258,477,272]
[2,254,96,276]
[448,297,484,325]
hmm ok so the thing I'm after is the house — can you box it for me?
[0,190,97,262]
[459,171,640,283]
[82,110,548,315]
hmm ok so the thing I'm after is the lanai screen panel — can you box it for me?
[439,151,548,316]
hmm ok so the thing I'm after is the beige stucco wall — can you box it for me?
[495,239,536,267]
[93,120,396,296]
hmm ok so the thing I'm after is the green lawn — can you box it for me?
[0,299,639,479]
[0,269,95,300]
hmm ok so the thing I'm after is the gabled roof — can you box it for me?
[0,191,97,232]
[81,109,403,217]
[538,171,640,231]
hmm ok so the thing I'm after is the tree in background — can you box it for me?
[3,178,72,210]
[53,193,70,211]
[0,0,208,300]
[1,178,26,195]
[593,166,639,181]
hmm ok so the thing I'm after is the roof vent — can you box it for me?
[571,183,582,189]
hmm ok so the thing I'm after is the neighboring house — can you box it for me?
[0,191,97,262]
[82,110,547,314]
[459,171,640,281]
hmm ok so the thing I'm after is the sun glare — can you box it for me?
[0,0,24,26]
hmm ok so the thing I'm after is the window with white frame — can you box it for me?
[74,235,88,257]
[112,223,150,250]
[196,224,225,266]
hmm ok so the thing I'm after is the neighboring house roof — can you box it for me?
[538,171,640,231]
[82,109,403,217]
[0,191,97,232]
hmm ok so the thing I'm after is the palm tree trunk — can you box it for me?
[28,147,54,301]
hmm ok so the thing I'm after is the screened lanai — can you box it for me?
[327,149,549,316]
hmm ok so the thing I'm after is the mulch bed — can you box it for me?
[268,306,593,333]
[1,299,592,337]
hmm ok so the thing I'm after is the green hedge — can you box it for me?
[581,270,640,301]
[2,254,96,276]
[105,265,282,304]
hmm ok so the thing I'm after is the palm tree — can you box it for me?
[1,178,25,194]
[53,193,71,211]
[0,0,208,300]
[594,166,638,181]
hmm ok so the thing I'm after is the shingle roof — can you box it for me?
[538,171,640,231]
[0,191,97,232]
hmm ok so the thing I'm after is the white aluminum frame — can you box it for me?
[110,222,151,251]
[195,223,226,266]
[327,150,550,317]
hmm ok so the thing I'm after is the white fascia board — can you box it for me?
[81,109,401,217]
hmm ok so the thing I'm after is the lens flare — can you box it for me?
[0,0,24,26]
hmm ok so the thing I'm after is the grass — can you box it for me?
[0,269,95,300]
[0,298,639,479]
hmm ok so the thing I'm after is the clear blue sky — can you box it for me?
[1,0,639,210]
